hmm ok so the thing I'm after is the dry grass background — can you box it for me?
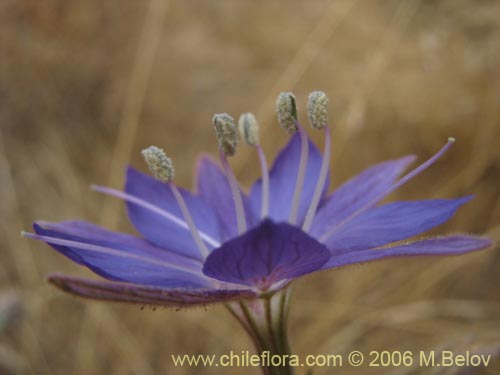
[1,0,500,374]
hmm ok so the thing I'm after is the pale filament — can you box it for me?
[91,185,221,248]
[256,145,270,219]
[289,122,309,225]
[168,183,210,259]
[302,126,331,232]
[220,150,247,235]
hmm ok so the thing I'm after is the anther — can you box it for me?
[276,92,298,134]
[307,91,329,130]
[141,146,175,182]
[238,113,260,146]
[213,113,238,157]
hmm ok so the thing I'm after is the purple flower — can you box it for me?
[24,92,492,308]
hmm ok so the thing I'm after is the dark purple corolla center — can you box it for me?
[202,219,330,291]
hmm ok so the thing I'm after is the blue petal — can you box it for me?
[321,197,473,253]
[323,235,492,269]
[310,155,415,237]
[195,155,258,239]
[48,274,257,306]
[33,222,210,288]
[249,133,328,224]
[37,220,202,267]
[202,219,329,289]
[125,167,221,258]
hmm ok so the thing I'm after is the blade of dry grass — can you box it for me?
[335,0,423,149]
[0,131,52,374]
[72,1,169,374]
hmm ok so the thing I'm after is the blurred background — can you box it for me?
[1,0,499,374]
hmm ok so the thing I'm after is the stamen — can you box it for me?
[303,126,331,232]
[274,92,309,224]
[320,137,456,241]
[238,113,269,218]
[213,113,239,157]
[220,150,247,234]
[168,183,210,258]
[142,147,211,258]
[256,145,270,219]
[212,113,247,234]
[238,113,260,146]
[307,91,329,130]
[91,185,220,248]
[288,122,309,225]
[303,91,331,232]
[276,92,298,134]
[141,146,175,182]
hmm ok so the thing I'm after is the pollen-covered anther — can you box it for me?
[307,91,329,129]
[238,113,260,146]
[276,92,298,134]
[141,146,175,182]
[213,113,239,157]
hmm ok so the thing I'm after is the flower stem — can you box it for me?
[227,290,294,375]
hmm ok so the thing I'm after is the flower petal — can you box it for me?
[125,167,221,258]
[310,155,416,237]
[323,235,492,269]
[48,274,257,307]
[32,222,210,288]
[249,133,328,224]
[321,197,473,253]
[202,219,330,290]
[195,154,257,239]
[37,220,201,265]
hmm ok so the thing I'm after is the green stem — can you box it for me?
[226,289,294,375]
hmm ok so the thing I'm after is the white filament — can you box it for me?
[289,123,309,225]
[91,185,220,248]
[256,145,270,218]
[220,151,247,234]
[302,126,331,232]
[169,183,210,259]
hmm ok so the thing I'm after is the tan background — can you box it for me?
[1,0,499,374]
